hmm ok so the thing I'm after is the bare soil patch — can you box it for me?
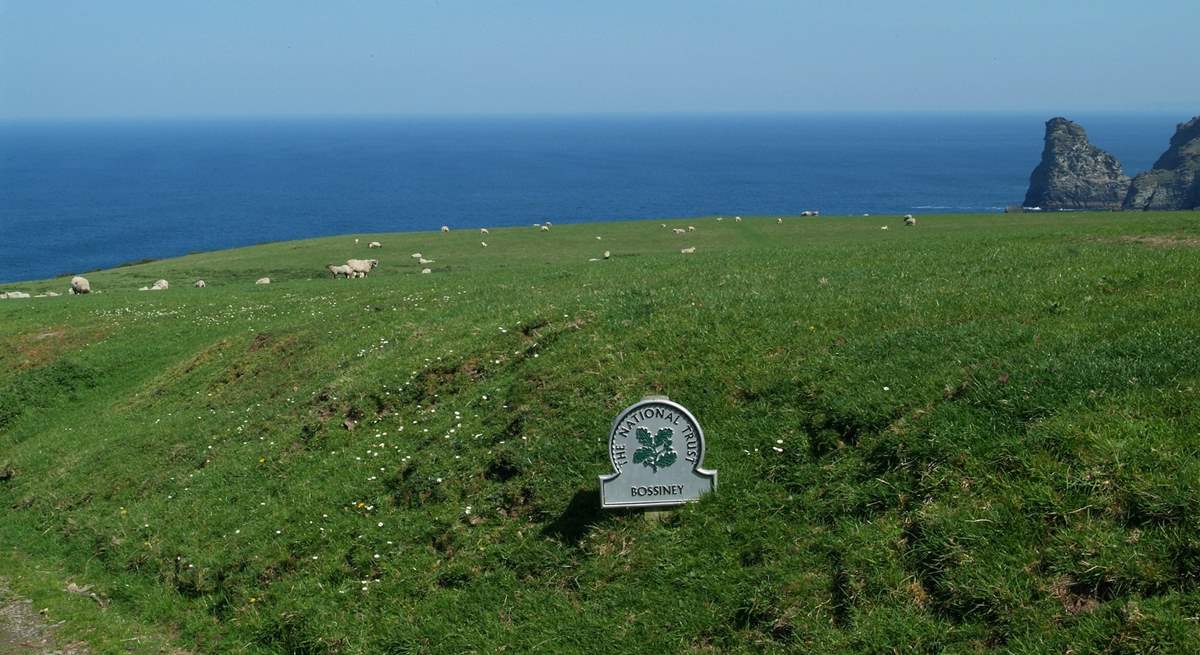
[1108,235,1200,248]
[0,580,91,655]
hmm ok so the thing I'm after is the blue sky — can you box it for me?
[1,0,1197,119]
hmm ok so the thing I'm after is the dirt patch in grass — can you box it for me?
[0,580,92,655]
[1107,235,1200,248]
[1049,577,1100,616]
[2,326,83,371]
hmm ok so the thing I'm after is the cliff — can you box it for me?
[1124,115,1200,211]
[1023,117,1130,210]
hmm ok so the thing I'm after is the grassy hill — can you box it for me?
[3,212,1200,654]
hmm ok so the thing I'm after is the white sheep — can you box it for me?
[735,216,742,222]
[904,216,917,226]
[441,225,450,233]
[681,247,696,254]
[595,236,602,240]
[69,276,91,295]
[688,226,696,231]
[369,241,382,248]
[151,279,169,291]
[194,280,206,288]
[0,291,31,300]
[716,217,724,222]
[421,268,432,274]
[256,277,271,285]
[346,259,379,278]
[480,228,489,235]
[411,253,423,259]
[881,226,889,230]
[540,225,550,231]
[418,257,435,265]
[777,218,783,224]
[603,250,611,259]
[327,264,354,278]
[672,228,686,235]
[481,241,488,247]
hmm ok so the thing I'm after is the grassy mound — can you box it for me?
[2,212,1200,653]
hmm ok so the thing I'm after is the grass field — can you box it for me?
[2,212,1200,654]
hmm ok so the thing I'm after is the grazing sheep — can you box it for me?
[595,236,602,240]
[735,216,742,222]
[418,257,434,265]
[346,259,379,278]
[151,279,169,291]
[480,228,489,235]
[603,250,611,259]
[1,291,31,300]
[369,241,382,248]
[540,225,550,231]
[904,216,917,226]
[411,253,423,259]
[327,264,354,278]
[69,276,91,295]
[544,221,552,227]
[256,277,271,285]
[904,214,914,220]
[688,226,696,231]
[194,280,206,288]
[661,223,667,228]
[777,218,783,224]
[441,225,450,233]
[481,241,488,247]
[421,268,432,274]
[681,247,696,254]
[881,226,889,230]
[672,228,686,235]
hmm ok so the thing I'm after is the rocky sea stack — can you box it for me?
[1023,117,1130,210]
[1124,115,1200,211]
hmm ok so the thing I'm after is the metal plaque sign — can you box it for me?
[600,396,717,508]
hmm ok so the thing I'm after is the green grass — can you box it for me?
[2,212,1200,653]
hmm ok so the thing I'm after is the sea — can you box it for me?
[0,113,1180,283]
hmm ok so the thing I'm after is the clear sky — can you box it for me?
[1,0,1197,120]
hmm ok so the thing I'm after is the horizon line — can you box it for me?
[0,108,1194,125]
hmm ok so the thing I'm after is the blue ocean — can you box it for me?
[0,113,1179,283]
